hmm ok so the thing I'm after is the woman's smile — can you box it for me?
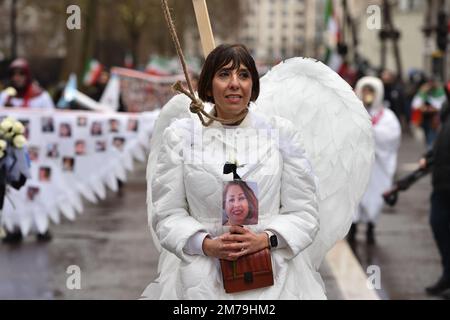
[225,94,243,104]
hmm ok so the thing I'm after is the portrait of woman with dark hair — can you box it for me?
[222,181,258,226]
[59,123,71,138]
[91,121,103,136]
[41,117,54,133]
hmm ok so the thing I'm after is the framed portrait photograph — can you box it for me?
[46,143,59,158]
[91,121,103,136]
[18,119,30,139]
[26,186,40,201]
[77,116,87,127]
[96,140,107,152]
[41,117,54,133]
[28,146,39,162]
[109,119,120,133]
[38,167,51,182]
[75,140,86,156]
[127,118,139,132]
[222,180,259,226]
[113,137,125,151]
[59,122,72,138]
[62,157,75,172]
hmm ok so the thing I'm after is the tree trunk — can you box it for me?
[79,0,98,86]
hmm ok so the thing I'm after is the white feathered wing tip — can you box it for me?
[146,94,191,252]
[256,57,374,270]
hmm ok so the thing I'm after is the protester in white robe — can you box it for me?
[142,44,374,300]
[0,58,54,109]
[142,44,324,299]
[349,76,401,244]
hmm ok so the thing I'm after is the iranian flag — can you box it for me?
[145,55,173,76]
[83,59,103,86]
[324,0,342,71]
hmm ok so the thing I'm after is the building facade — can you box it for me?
[239,0,318,62]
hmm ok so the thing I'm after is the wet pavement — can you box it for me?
[0,132,445,299]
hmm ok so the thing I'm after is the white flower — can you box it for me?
[12,121,25,135]
[4,131,15,140]
[0,139,6,151]
[13,134,26,148]
[4,87,17,97]
[0,117,14,132]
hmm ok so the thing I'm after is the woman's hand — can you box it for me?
[419,157,427,169]
[220,225,269,260]
[202,236,242,261]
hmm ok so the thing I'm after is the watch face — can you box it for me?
[270,235,278,248]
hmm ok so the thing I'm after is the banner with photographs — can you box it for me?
[0,109,159,235]
[111,67,184,113]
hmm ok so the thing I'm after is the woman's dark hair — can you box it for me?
[223,181,258,223]
[198,44,259,104]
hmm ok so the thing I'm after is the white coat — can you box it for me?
[141,109,326,299]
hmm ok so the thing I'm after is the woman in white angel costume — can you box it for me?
[349,77,401,244]
[141,44,374,299]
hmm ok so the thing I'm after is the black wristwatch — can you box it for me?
[265,230,278,249]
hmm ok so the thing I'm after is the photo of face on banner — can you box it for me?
[96,140,107,152]
[127,119,139,132]
[27,186,40,201]
[38,167,51,182]
[91,121,103,136]
[113,137,125,151]
[222,181,259,226]
[18,119,30,139]
[59,123,72,138]
[62,157,75,172]
[28,146,39,162]
[41,117,54,133]
[77,116,87,127]
[75,140,86,156]
[46,143,59,158]
[109,119,120,133]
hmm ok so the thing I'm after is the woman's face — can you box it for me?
[210,62,253,121]
[11,69,27,89]
[225,184,249,225]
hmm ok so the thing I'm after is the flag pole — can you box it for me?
[192,0,215,58]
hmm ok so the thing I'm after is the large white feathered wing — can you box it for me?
[146,94,191,252]
[255,57,374,270]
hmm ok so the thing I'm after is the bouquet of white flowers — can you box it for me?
[0,116,30,237]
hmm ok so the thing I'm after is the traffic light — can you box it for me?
[436,11,448,52]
